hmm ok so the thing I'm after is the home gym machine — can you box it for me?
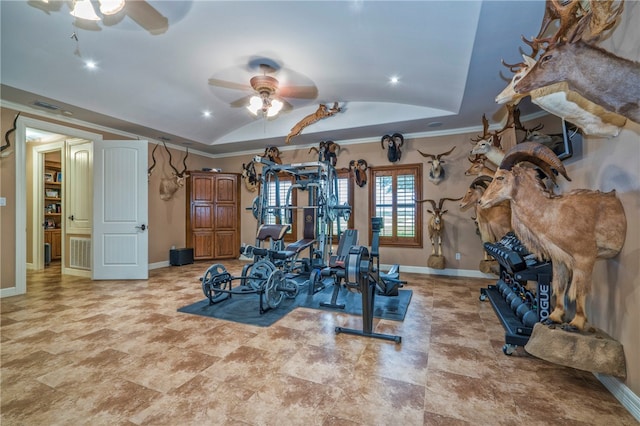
[480,232,552,355]
[250,155,351,293]
[200,154,352,315]
[320,217,405,343]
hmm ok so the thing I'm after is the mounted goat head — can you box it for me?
[158,142,189,201]
[418,146,456,185]
[381,133,404,163]
[348,159,369,188]
[415,197,462,257]
[309,140,340,166]
[241,160,259,192]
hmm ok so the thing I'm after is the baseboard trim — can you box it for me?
[595,373,640,422]
[380,264,496,279]
[0,287,19,298]
[149,261,170,270]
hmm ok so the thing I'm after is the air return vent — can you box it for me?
[69,237,91,270]
[33,101,60,111]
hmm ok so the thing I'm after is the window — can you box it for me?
[331,170,354,237]
[263,175,297,242]
[369,164,422,247]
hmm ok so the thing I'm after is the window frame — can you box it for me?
[332,169,355,237]
[261,173,297,243]
[368,163,422,247]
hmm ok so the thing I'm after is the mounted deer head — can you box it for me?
[158,141,189,201]
[418,146,456,185]
[381,133,404,163]
[348,159,369,188]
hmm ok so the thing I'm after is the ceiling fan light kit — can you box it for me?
[247,74,284,117]
[69,0,125,21]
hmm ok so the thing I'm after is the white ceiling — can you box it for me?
[1,1,546,155]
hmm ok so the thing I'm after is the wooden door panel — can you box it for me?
[214,176,237,203]
[214,231,237,259]
[192,205,214,229]
[214,205,236,229]
[192,175,214,202]
[192,233,214,259]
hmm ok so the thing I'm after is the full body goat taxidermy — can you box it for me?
[415,197,462,257]
[459,176,512,261]
[418,146,456,185]
[478,142,627,331]
[381,133,404,163]
[348,159,369,187]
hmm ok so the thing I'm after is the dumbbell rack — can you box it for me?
[481,233,552,355]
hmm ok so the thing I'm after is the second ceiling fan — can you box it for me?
[208,59,318,118]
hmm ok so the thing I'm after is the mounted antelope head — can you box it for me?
[418,146,456,185]
[158,141,189,201]
[381,133,404,163]
[348,159,369,188]
[241,160,259,192]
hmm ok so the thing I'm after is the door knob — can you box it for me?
[135,224,147,231]
[68,215,74,221]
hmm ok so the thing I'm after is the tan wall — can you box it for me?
[0,108,19,288]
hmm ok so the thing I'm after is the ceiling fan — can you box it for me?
[27,0,169,35]
[208,60,318,118]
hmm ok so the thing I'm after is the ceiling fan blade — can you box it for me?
[278,85,318,99]
[280,99,294,113]
[125,1,169,35]
[208,78,252,92]
[230,95,252,108]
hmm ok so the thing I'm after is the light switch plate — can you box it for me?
[0,197,6,207]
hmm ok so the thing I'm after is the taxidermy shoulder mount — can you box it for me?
[381,133,404,163]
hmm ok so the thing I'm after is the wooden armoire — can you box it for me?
[185,171,240,260]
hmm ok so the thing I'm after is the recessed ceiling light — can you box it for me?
[389,76,400,85]
[202,111,212,118]
[85,60,97,70]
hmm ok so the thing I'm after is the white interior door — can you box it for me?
[66,140,93,234]
[93,140,148,280]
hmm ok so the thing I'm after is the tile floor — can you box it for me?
[1,260,637,425]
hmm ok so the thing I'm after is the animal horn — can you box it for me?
[180,148,189,176]
[470,175,493,189]
[349,159,355,170]
[499,141,571,182]
[417,150,436,160]
[392,133,404,147]
[438,197,463,210]
[381,134,391,149]
[437,146,456,159]
[162,141,180,176]
[2,112,20,153]
[148,144,158,177]
[415,198,437,211]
